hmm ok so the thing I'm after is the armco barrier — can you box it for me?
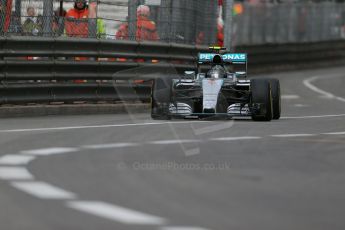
[0,82,151,104]
[235,40,345,71]
[1,36,345,105]
[0,36,204,81]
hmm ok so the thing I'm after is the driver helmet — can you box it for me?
[207,65,226,79]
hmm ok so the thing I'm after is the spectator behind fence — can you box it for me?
[65,1,105,39]
[136,5,159,41]
[116,16,129,40]
[52,7,66,36]
[112,20,128,62]
[97,18,106,39]
[23,6,43,36]
[8,12,22,35]
[65,0,89,38]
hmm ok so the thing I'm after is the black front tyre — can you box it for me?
[268,78,281,120]
[251,79,273,121]
[151,76,172,120]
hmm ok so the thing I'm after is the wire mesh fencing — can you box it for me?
[232,2,345,46]
[125,0,218,44]
[1,1,345,46]
[0,0,219,44]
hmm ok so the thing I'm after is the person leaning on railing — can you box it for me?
[65,0,89,82]
[113,18,128,62]
[116,19,128,40]
[22,6,43,36]
[52,7,66,37]
[136,5,159,66]
[65,0,105,39]
[96,17,106,39]
[7,11,22,35]
[136,5,159,42]
[65,0,89,38]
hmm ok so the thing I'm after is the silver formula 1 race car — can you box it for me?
[151,47,281,121]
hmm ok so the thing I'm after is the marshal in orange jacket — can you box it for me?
[65,7,89,37]
[136,16,159,41]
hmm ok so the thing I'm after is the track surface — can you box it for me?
[1,66,345,230]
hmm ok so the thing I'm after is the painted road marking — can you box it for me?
[281,95,300,99]
[0,121,209,133]
[211,136,261,141]
[282,114,345,119]
[3,121,345,229]
[303,76,345,102]
[0,167,34,180]
[303,76,335,99]
[150,140,201,145]
[21,147,79,156]
[271,134,317,138]
[322,131,345,135]
[293,104,310,107]
[11,181,76,199]
[0,155,35,165]
[335,96,345,102]
[67,201,166,225]
[82,143,139,149]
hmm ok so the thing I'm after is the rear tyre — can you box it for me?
[151,76,172,120]
[268,78,281,120]
[251,79,273,121]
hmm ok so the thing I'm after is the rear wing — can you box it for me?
[198,53,247,64]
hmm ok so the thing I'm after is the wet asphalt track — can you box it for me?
[0,66,345,230]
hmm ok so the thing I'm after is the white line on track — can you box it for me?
[11,181,76,199]
[0,121,208,133]
[303,76,345,102]
[82,143,139,149]
[303,76,335,99]
[271,134,317,138]
[281,114,345,119]
[0,167,34,180]
[293,104,310,107]
[0,155,35,165]
[160,227,210,230]
[281,95,300,99]
[210,136,261,141]
[21,147,79,156]
[67,201,166,225]
[322,131,345,135]
[335,96,345,102]
[150,140,201,145]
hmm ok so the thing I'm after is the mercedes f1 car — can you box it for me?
[151,47,281,121]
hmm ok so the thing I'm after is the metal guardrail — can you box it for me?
[0,36,206,105]
[0,36,205,81]
[0,36,201,59]
[1,36,345,105]
[0,82,151,104]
